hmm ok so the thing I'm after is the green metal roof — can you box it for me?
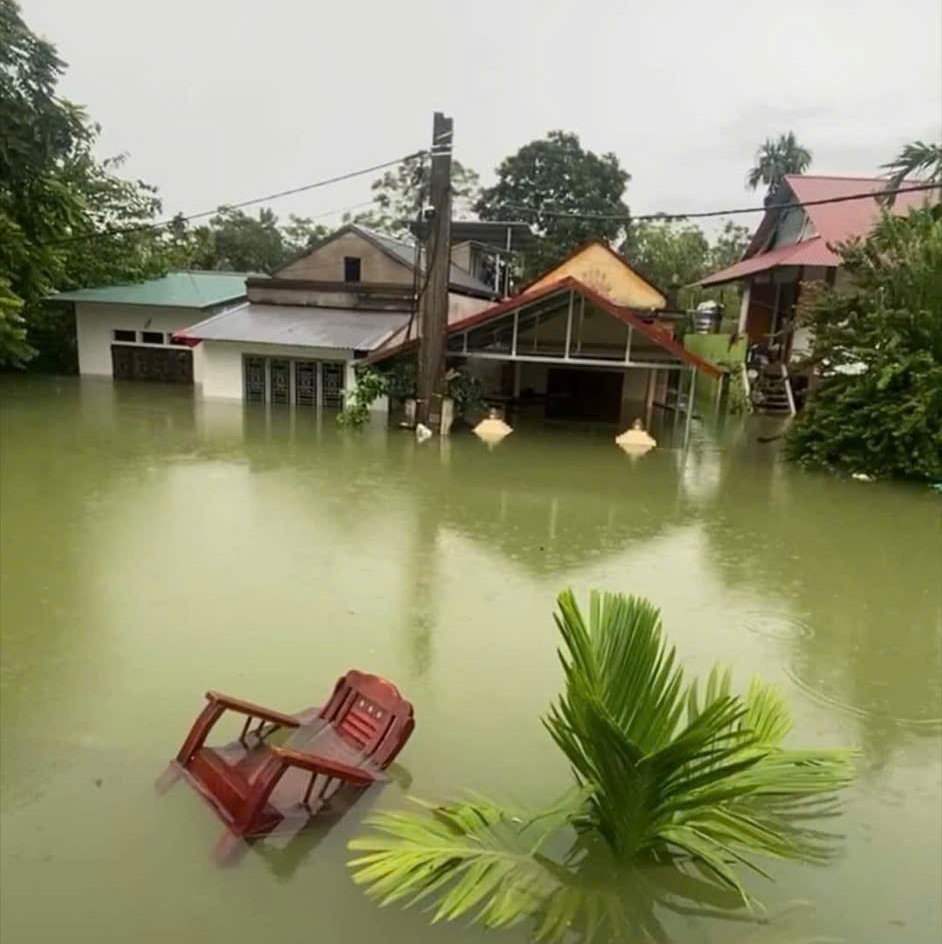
[49,271,251,309]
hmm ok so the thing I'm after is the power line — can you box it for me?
[46,150,426,248]
[502,182,941,224]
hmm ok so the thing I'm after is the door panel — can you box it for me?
[111,345,193,383]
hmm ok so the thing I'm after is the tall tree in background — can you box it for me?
[347,153,480,239]
[881,140,942,206]
[621,218,749,309]
[747,132,813,203]
[475,131,630,276]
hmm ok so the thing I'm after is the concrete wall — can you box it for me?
[200,340,356,401]
[75,302,211,377]
[278,232,411,284]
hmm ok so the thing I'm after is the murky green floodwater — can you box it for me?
[1,376,940,944]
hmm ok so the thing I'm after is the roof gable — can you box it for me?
[275,223,497,297]
[523,241,667,310]
[368,276,720,378]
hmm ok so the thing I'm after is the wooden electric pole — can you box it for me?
[416,111,453,430]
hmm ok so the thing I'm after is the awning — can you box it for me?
[698,237,839,287]
[176,303,410,351]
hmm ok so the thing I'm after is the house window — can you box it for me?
[141,331,164,345]
[244,356,266,403]
[322,362,345,408]
[269,359,290,405]
[295,362,317,407]
[343,256,361,283]
[113,329,136,342]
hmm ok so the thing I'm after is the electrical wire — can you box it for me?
[501,182,941,224]
[44,150,426,248]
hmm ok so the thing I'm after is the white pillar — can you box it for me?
[737,283,751,335]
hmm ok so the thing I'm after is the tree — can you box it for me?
[621,218,749,311]
[785,206,942,481]
[622,218,710,295]
[881,140,942,206]
[709,219,751,271]
[349,589,855,940]
[475,131,630,276]
[0,0,176,369]
[347,153,480,239]
[746,132,813,202]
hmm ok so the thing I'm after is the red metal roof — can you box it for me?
[786,174,932,246]
[699,236,839,286]
[701,175,937,287]
[366,276,722,378]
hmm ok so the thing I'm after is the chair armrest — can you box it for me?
[270,747,376,786]
[205,691,300,728]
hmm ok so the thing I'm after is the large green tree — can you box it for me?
[346,153,480,240]
[786,206,942,481]
[475,131,630,276]
[746,132,813,203]
[0,0,175,369]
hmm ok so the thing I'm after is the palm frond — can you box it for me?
[348,791,587,933]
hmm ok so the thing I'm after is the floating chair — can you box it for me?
[162,671,414,861]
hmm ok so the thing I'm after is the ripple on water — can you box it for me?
[743,610,816,642]
[784,664,942,731]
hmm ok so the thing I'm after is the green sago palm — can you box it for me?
[349,590,855,939]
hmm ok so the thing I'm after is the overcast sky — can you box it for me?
[23,0,942,234]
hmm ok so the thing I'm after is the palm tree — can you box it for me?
[349,590,855,941]
[881,141,942,206]
[747,133,813,202]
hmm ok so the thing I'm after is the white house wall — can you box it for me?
[74,302,212,378]
[199,340,358,402]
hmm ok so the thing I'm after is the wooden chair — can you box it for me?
[167,670,414,855]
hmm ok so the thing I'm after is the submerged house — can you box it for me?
[50,272,249,383]
[177,224,497,406]
[369,240,721,426]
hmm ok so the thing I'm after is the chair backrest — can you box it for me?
[318,670,415,769]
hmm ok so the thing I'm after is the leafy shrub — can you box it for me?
[786,207,942,481]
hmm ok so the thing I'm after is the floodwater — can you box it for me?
[1,376,939,944]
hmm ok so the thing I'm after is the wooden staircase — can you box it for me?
[744,363,797,416]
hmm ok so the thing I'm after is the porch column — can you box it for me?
[737,283,751,335]
[683,368,697,447]
[644,369,657,428]
[563,291,574,359]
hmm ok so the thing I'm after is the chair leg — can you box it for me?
[232,754,288,836]
[177,700,226,765]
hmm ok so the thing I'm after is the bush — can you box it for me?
[785,207,942,482]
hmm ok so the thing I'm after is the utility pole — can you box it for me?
[416,111,453,431]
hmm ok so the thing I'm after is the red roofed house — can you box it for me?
[369,240,722,434]
[700,174,932,366]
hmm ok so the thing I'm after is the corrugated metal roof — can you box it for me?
[181,303,410,351]
[350,225,497,296]
[784,174,932,246]
[698,237,839,286]
[49,271,251,308]
[700,174,936,287]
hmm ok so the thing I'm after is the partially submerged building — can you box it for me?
[368,240,721,426]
